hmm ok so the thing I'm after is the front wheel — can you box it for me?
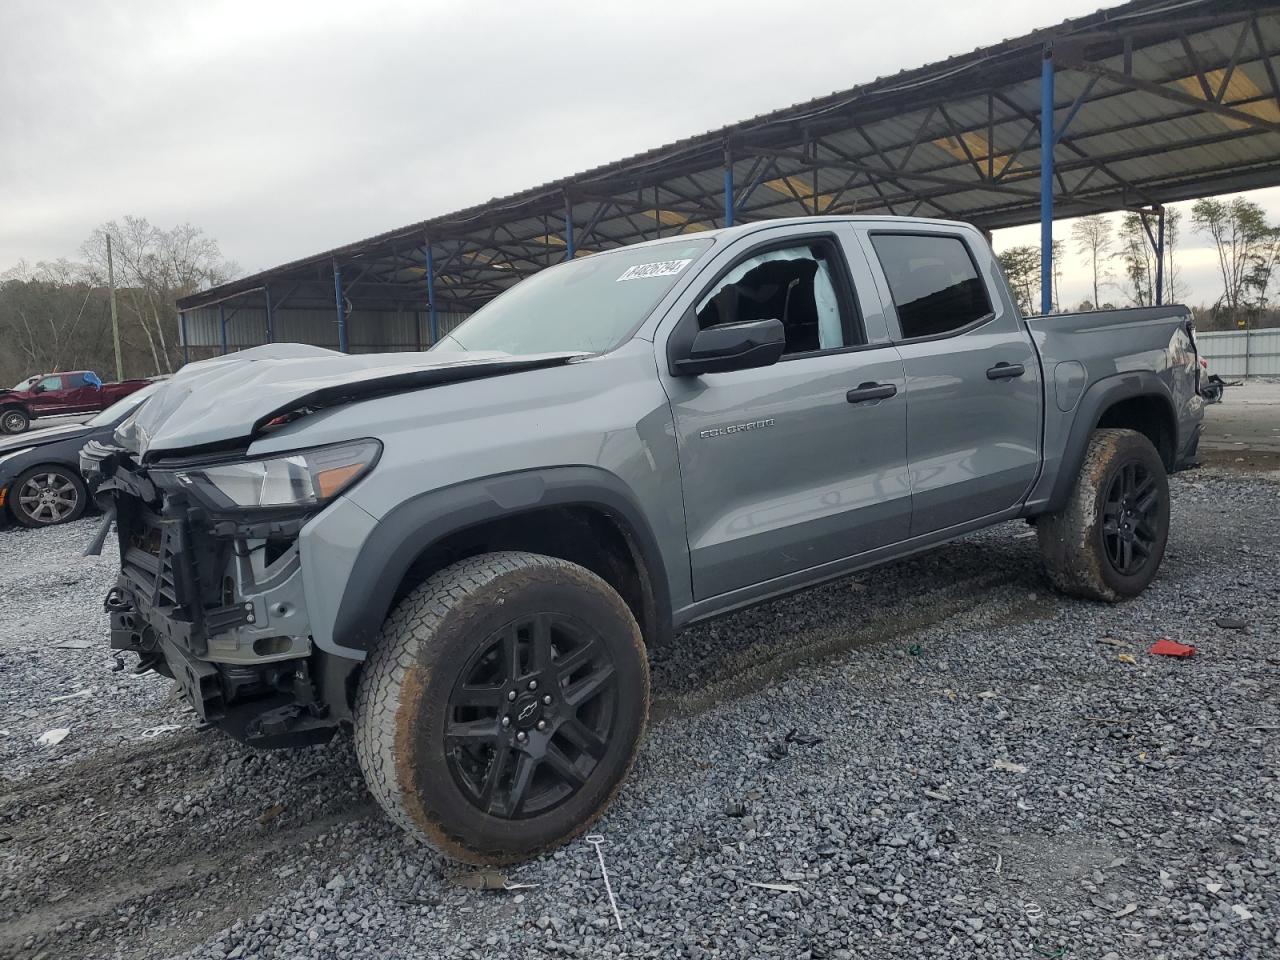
[354,551,649,864]
[1,407,29,434]
[1036,428,1170,602]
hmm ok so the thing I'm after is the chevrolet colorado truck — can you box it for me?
[83,216,1204,864]
[0,370,151,434]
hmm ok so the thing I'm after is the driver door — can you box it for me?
[28,375,67,415]
[659,228,911,601]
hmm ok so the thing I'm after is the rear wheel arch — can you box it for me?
[1046,374,1177,512]
[1095,393,1176,470]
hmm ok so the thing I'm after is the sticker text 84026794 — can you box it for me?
[616,259,693,282]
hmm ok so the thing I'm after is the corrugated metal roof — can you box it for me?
[181,0,1280,315]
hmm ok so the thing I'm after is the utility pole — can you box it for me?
[106,234,124,382]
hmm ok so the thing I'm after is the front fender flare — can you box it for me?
[326,466,672,657]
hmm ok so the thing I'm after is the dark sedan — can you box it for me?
[0,382,161,528]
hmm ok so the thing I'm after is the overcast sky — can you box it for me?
[3,0,1278,309]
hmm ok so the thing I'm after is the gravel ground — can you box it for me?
[2,468,1278,960]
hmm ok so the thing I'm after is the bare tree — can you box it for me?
[1246,226,1280,311]
[1162,207,1183,304]
[1051,239,1065,312]
[1113,213,1156,307]
[0,262,107,378]
[1192,197,1272,317]
[1071,214,1113,307]
[997,245,1040,315]
[81,217,237,375]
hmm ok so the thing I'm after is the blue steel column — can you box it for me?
[1155,207,1166,305]
[425,241,439,346]
[1040,45,1054,316]
[264,283,275,343]
[723,144,734,227]
[333,262,348,353]
[564,193,575,260]
[218,304,228,355]
[179,312,189,365]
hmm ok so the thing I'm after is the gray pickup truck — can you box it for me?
[84,216,1204,864]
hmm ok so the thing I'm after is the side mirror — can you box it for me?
[32,384,46,394]
[670,318,786,376]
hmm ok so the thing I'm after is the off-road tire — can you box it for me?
[1036,428,1170,602]
[1,406,29,435]
[354,551,648,864]
[11,464,88,527]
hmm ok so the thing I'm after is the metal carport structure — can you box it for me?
[178,0,1280,357]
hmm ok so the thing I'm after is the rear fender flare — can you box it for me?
[1045,371,1176,512]
[328,466,672,656]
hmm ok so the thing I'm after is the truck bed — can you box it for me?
[1023,304,1202,512]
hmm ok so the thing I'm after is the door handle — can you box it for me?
[986,362,1025,380]
[846,382,897,403]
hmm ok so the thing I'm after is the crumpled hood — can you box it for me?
[120,343,582,458]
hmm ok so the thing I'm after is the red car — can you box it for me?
[0,370,153,434]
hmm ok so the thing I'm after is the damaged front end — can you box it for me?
[82,437,379,748]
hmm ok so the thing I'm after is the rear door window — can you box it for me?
[870,234,993,340]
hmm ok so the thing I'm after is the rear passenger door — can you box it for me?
[60,373,96,412]
[859,227,1042,535]
[658,225,911,601]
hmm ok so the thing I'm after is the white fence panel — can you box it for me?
[1195,329,1280,377]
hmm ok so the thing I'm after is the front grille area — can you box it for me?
[120,511,185,612]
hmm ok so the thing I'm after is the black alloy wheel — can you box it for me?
[353,551,649,864]
[446,613,616,820]
[1037,428,1170,602]
[1100,460,1162,576]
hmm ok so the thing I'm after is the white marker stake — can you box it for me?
[585,834,623,931]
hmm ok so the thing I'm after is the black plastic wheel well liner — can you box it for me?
[1046,371,1178,513]
[330,466,671,654]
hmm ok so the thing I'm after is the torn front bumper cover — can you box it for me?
[87,442,338,746]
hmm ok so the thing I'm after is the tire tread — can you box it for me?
[1036,428,1166,602]
[353,551,646,863]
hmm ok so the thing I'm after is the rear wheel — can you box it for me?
[1036,428,1170,602]
[12,465,87,527]
[1,407,29,434]
[354,551,648,864]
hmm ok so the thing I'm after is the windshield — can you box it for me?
[88,381,161,427]
[435,238,714,356]
[10,377,36,391]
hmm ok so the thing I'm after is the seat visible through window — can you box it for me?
[696,244,848,354]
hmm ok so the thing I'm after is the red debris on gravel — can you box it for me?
[1149,639,1196,658]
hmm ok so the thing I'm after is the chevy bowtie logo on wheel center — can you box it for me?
[513,694,543,729]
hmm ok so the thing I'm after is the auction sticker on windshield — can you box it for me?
[616,259,693,282]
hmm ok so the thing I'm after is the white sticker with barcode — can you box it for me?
[616,258,693,282]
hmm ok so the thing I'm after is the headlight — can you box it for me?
[180,440,380,509]
[0,447,34,468]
